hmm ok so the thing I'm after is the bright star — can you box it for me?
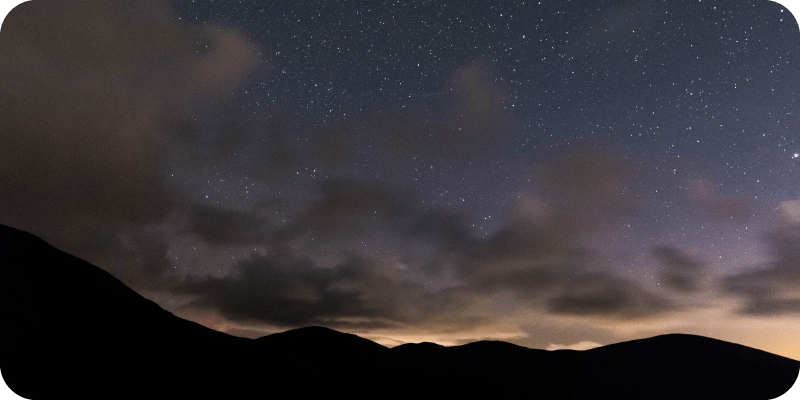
[794,153,799,158]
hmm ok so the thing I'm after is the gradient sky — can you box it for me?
[1,0,799,359]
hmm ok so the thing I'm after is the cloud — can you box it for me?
[721,266,800,316]
[0,0,262,291]
[460,142,643,301]
[190,28,261,99]
[736,297,800,316]
[0,0,259,231]
[535,143,640,238]
[546,341,603,351]
[546,272,675,319]
[720,217,800,315]
[276,180,416,242]
[168,142,677,330]
[652,245,706,292]
[185,204,270,246]
[440,61,517,158]
[778,200,800,224]
[406,209,478,251]
[172,100,295,177]
[687,177,753,220]
[175,253,426,328]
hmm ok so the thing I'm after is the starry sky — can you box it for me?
[1,0,799,359]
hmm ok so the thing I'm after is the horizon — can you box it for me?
[188,323,796,356]
[2,0,800,362]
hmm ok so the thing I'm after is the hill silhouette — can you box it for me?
[1,223,797,399]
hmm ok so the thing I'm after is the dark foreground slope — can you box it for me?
[0,224,260,399]
[1,224,798,399]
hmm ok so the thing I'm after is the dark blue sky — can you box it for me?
[167,0,800,230]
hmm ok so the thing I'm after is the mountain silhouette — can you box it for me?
[1,223,797,399]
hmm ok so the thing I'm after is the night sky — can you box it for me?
[1,0,799,359]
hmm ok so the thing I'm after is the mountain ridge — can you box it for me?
[1,223,797,399]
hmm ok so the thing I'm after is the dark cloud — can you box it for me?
[406,209,477,251]
[737,298,800,316]
[174,99,297,178]
[767,220,800,279]
[453,145,677,319]
[0,0,259,231]
[310,120,359,168]
[459,143,640,297]
[547,272,675,319]
[537,144,639,234]
[139,140,679,329]
[186,204,270,246]
[721,269,774,300]
[176,253,424,328]
[276,180,416,242]
[124,136,702,335]
[652,245,706,292]
[465,265,558,296]
[0,0,261,291]
[721,267,800,316]
[687,177,753,220]
[461,219,588,299]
